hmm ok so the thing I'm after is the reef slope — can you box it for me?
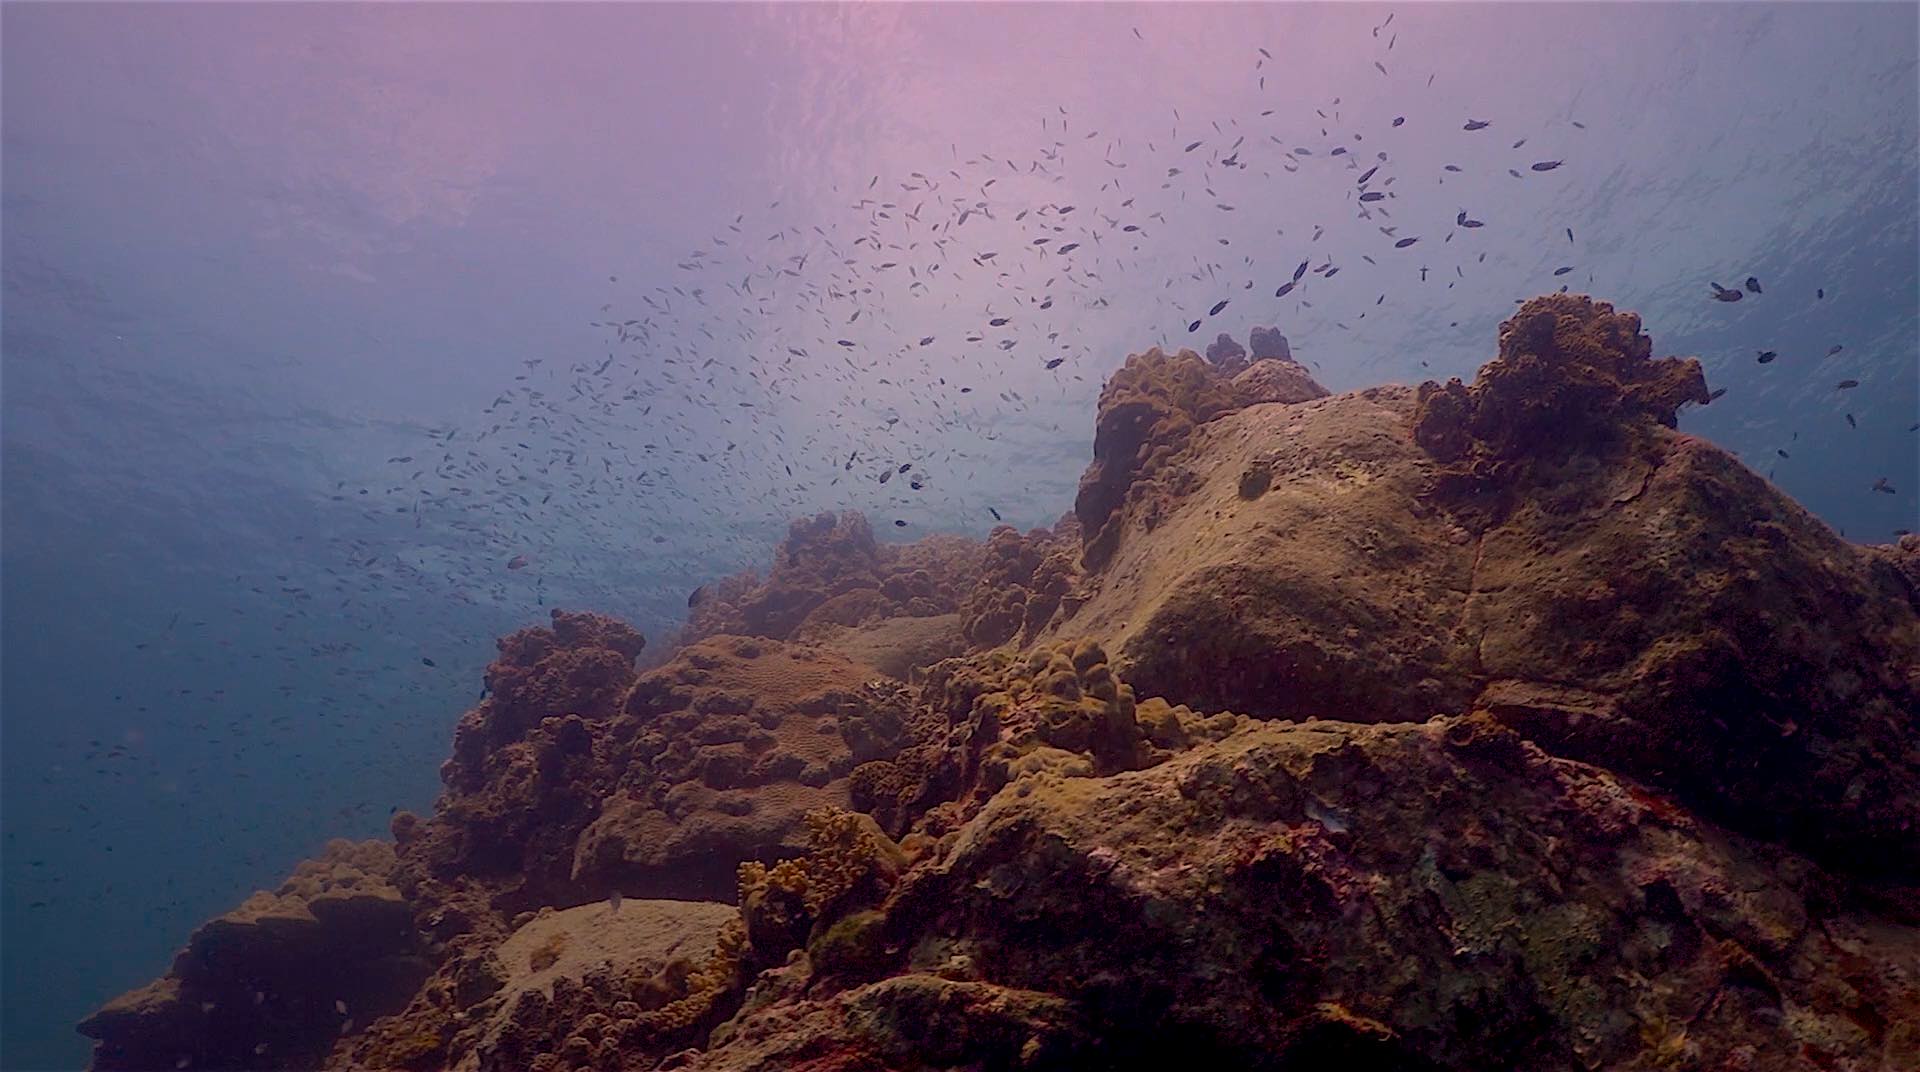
[80,302,1920,1072]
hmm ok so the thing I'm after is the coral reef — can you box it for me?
[957,516,1081,649]
[79,841,429,1071]
[83,296,1920,1072]
[1412,294,1711,529]
[1073,345,1327,572]
[680,512,982,647]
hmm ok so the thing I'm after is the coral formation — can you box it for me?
[680,512,981,647]
[1074,344,1327,572]
[1412,293,1711,528]
[957,516,1080,648]
[78,841,429,1072]
[82,296,1920,1072]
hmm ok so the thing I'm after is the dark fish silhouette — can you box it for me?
[1836,379,1860,389]
[506,554,529,570]
[1463,119,1490,130]
[1209,300,1229,316]
[1188,319,1202,333]
[1744,276,1762,294]
[1274,281,1296,298]
[1530,160,1563,172]
[893,519,909,527]
[1827,345,1844,356]
[1756,350,1777,364]
[1872,477,1896,494]
[1456,211,1484,228]
[1045,358,1065,369]
[1392,116,1405,127]
[1553,266,1573,276]
[1710,283,1743,302]
[687,585,708,607]
[1817,288,1825,299]
[421,657,436,668]
[1394,237,1419,248]
[1360,191,1385,202]
[1293,260,1309,281]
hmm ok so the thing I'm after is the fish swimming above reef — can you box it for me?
[1710,283,1744,302]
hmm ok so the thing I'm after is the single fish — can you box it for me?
[1744,276,1762,294]
[1530,160,1563,172]
[1836,379,1860,389]
[1463,119,1490,131]
[1756,350,1777,364]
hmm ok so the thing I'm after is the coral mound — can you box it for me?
[1413,293,1711,527]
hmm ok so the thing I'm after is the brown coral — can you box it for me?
[80,840,429,1072]
[679,513,983,649]
[1413,293,1711,528]
[957,522,1080,649]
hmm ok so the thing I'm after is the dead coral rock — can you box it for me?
[81,840,429,1072]
[868,718,1920,1071]
[1233,356,1331,406]
[571,636,905,902]
[681,513,982,648]
[1076,347,1326,572]
[687,974,1093,1072]
[455,900,738,1072]
[1053,386,1481,725]
[1048,299,1920,878]
[1462,429,1920,875]
[1412,293,1710,530]
[808,612,968,681]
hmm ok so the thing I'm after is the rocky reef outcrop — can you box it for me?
[77,840,429,1071]
[1048,296,1920,880]
[81,298,1920,1072]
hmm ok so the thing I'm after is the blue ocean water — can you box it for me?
[2,5,1914,1069]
